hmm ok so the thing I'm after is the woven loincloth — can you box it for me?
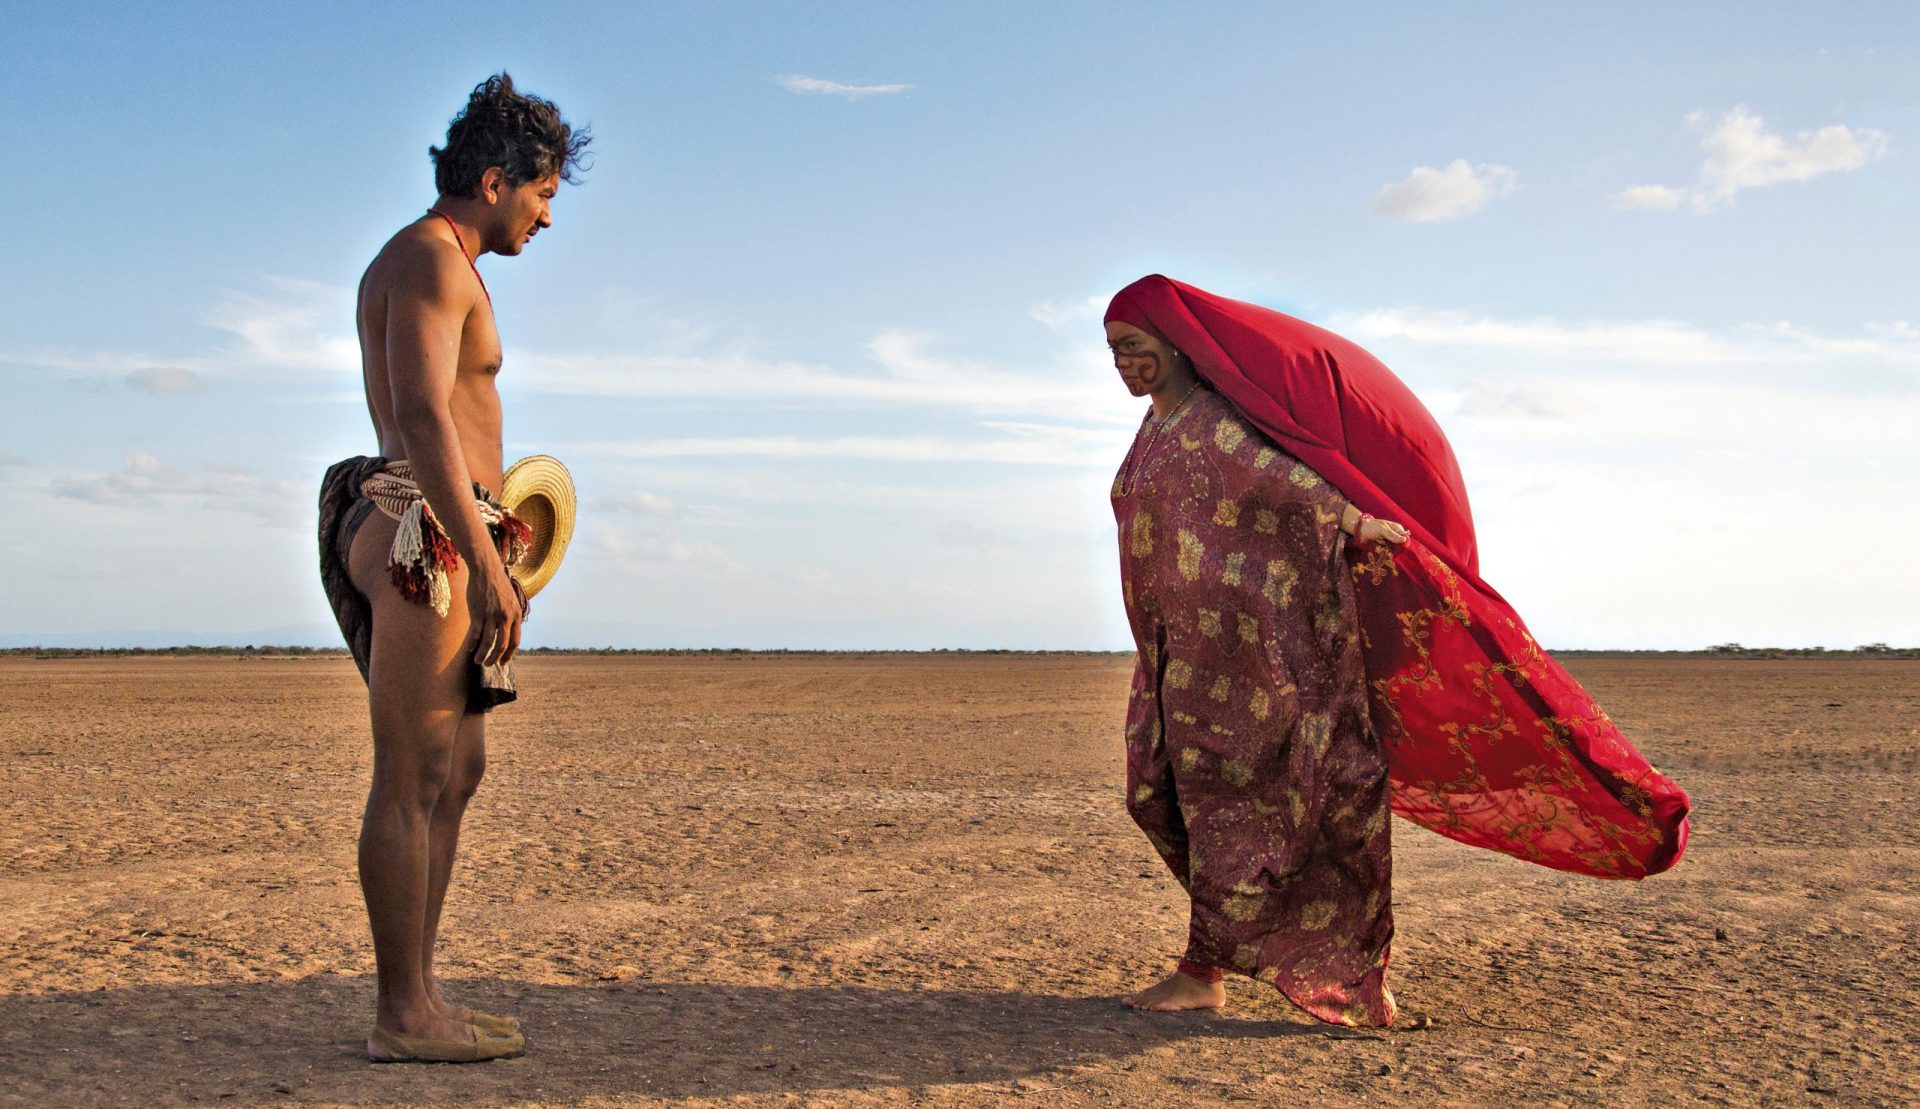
[318,456,531,712]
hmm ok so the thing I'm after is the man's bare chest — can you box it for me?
[458,304,505,377]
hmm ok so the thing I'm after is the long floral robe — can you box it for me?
[1113,386,1396,1027]
[1104,274,1689,882]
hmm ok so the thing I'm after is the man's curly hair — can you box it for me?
[429,73,591,197]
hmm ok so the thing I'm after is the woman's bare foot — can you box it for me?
[1123,970,1227,1012]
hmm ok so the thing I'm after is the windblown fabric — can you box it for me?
[1106,276,1690,880]
[318,456,523,712]
[1114,388,1396,1027]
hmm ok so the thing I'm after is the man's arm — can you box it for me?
[381,243,523,666]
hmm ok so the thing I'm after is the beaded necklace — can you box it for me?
[1116,382,1200,496]
[425,209,492,307]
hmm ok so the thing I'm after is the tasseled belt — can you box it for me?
[360,462,533,616]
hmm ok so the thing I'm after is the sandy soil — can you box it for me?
[0,655,1914,1107]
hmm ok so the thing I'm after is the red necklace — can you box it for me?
[425,209,492,307]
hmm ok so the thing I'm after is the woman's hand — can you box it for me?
[1357,515,1410,546]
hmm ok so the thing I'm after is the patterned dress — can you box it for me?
[1112,385,1396,1027]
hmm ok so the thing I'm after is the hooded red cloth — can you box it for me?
[1107,275,1690,879]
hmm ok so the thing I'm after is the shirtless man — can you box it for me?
[317,73,589,1063]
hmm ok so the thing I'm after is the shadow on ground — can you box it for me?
[0,976,1329,1105]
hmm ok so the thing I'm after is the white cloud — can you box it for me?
[1608,185,1687,212]
[3,277,356,385]
[1453,382,1577,420]
[512,329,1133,424]
[1338,308,1747,365]
[567,423,1125,467]
[594,525,747,577]
[1459,385,1920,648]
[1695,106,1891,201]
[9,282,1143,440]
[1373,160,1517,222]
[205,277,358,373]
[4,347,203,382]
[1318,305,1920,646]
[49,454,305,521]
[126,366,207,394]
[1029,294,1109,337]
[599,490,678,517]
[1458,375,1920,451]
[1613,106,1891,213]
[778,75,912,99]
[1332,307,1920,378]
[581,463,1104,523]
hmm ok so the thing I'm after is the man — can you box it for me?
[318,73,589,1063]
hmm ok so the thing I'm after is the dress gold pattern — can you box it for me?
[1113,386,1395,1027]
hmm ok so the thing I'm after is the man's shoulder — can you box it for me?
[365,222,474,300]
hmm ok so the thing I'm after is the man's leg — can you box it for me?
[421,708,486,1015]
[349,515,486,1050]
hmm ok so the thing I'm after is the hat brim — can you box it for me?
[501,455,577,600]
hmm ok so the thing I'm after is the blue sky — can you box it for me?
[2,2,1915,648]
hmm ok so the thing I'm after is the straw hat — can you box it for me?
[501,454,577,599]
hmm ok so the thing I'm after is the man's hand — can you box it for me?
[509,573,531,624]
[469,559,523,666]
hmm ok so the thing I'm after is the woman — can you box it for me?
[1106,276,1690,1028]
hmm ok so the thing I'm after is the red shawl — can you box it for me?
[1107,275,1690,879]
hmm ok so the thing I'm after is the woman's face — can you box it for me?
[1106,320,1179,397]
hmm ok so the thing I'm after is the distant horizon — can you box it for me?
[4,636,1914,656]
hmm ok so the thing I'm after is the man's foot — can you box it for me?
[366,1023,524,1063]
[366,1010,524,1063]
[446,1006,521,1036]
[1123,970,1227,1012]
[427,980,522,1034]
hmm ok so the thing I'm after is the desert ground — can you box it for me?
[0,654,1914,1107]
